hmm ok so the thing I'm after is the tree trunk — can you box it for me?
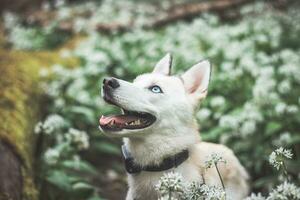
[0,141,22,200]
[0,42,79,200]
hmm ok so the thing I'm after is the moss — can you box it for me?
[0,48,79,200]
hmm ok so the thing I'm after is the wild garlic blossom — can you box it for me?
[205,153,226,169]
[155,172,185,198]
[34,114,66,134]
[244,193,266,200]
[156,173,226,200]
[184,182,203,200]
[267,181,300,200]
[44,148,60,165]
[199,184,226,200]
[269,147,293,170]
[66,128,90,150]
[158,196,178,200]
[185,182,225,200]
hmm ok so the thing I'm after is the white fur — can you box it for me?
[101,55,249,200]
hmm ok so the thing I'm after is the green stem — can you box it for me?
[168,189,172,200]
[214,162,226,199]
[282,161,290,182]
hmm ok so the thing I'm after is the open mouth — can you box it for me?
[99,95,156,132]
[100,110,156,132]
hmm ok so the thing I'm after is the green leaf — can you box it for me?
[72,182,94,191]
[46,170,73,191]
[61,160,98,175]
[88,195,105,200]
[202,127,224,141]
[92,141,120,156]
[265,122,282,136]
[68,106,95,123]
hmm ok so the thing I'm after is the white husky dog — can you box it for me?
[99,54,249,200]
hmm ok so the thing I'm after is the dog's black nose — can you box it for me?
[103,77,120,89]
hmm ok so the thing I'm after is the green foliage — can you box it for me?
[3,12,70,50]
[3,0,300,199]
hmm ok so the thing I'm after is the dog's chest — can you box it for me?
[127,162,202,200]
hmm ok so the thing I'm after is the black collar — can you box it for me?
[121,145,189,174]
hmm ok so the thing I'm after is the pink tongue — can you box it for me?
[99,115,139,126]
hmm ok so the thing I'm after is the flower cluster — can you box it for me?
[269,147,293,170]
[155,172,185,198]
[245,193,266,200]
[267,181,300,200]
[66,128,90,150]
[156,172,226,200]
[246,182,300,200]
[4,0,300,199]
[44,148,60,165]
[34,114,66,135]
[198,184,226,200]
[204,153,226,169]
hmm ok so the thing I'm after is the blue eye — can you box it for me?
[149,85,163,93]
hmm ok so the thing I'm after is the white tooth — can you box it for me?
[136,120,140,125]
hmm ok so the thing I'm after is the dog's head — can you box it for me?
[99,54,211,138]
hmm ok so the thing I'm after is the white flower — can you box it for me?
[273,132,292,146]
[240,120,256,136]
[210,96,226,108]
[73,17,87,33]
[279,64,300,82]
[44,148,60,165]
[3,12,19,29]
[55,0,65,8]
[286,105,299,114]
[155,172,185,197]
[275,103,287,114]
[34,122,43,134]
[275,147,293,159]
[278,80,291,94]
[54,98,66,108]
[221,62,234,72]
[269,152,279,170]
[158,196,178,200]
[42,114,67,134]
[41,2,51,11]
[242,103,263,122]
[66,128,90,150]
[199,184,226,200]
[252,76,276,103]
[245,193,266,200]
[269,147,293,170]
[197,108,212,121]
[219,115,239,129]
[205,153,226,169]
[267,181,300,200]
[186,182,225,200]
[184,182,226,200]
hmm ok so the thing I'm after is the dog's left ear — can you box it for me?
[182,60,211,102]
[152,53,172,75]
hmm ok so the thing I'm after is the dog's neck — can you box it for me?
[123,124,200,167]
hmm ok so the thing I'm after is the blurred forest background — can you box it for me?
[0,0,299,200]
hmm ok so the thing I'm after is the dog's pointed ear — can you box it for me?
[152,53,172,75]
[181,60,211,101]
